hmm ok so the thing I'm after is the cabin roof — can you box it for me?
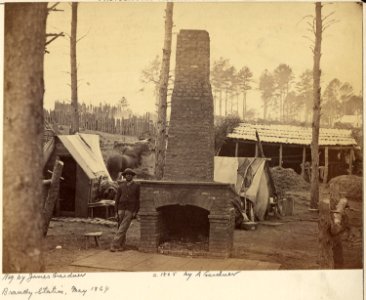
[228,123,357,147]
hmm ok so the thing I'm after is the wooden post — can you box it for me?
[255,143,258,157]
[235,141,239,157]
[255,130,265,158]
[348,148,354,174]
[323,147,329,184]
[279,144,283,167]
[42,158,64,236]
[301,146,306,177]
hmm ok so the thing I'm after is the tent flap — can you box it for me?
[58,134,111,181]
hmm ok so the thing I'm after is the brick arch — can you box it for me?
[154,201,212,212]
[153,189,213,212]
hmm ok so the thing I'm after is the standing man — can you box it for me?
[110,168,140,252]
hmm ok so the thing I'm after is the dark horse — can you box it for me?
[106,141,150,181]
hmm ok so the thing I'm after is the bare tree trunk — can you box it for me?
[230,93,233,114]
[263,101,268,119]
[219,90,222,116]
[4,3,48,272]
[236,93,238,114]
[70,2,79,134]
[225,90,228,117]
[242,92,247,120]
[155,2,173,180]
[42,158,64,236]
[310,2,322,209]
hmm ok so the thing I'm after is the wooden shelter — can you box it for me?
[43,133,111,217]
[219,123,357,182]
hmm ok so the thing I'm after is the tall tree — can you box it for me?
[70,2,79,134]
[273,64,294,121]
[310,2,323,210]
[343,94,362,115]
[314,3,340,267]
[284,91,299,122]
[339,82,354,102]
[4,3,48,272]
[259,69,276,119]
[141,55,161,101]
[211,57,230,116]
[296,69,313,123]
[339,82,355,115]
[322,78,341,126]
[237,66,253,120]
[224,66,237,115]
[155,2,173,180]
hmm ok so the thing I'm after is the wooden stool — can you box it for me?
[84,232,103,249]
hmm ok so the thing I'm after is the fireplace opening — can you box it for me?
[159,205,209,242]
[157,205,210,254]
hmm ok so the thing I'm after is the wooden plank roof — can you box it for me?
[227,123,357,146]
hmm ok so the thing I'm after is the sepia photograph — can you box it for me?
[2,1,364,298]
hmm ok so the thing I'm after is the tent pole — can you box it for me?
[235,141,239,157]
[255,143,258,157]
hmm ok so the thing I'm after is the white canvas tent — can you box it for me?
[214,156,276,221]
[58,133,111,181]
[44,133,111,217]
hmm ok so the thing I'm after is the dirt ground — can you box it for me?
[44,190,362,272]
[45,130,362,271]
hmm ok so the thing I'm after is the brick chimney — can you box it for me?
[163,30,214,182]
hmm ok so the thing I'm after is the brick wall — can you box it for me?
[164,30,215,182]
[138,181,235,258]
[139,30,235,258]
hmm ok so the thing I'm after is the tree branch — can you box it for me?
[48,2,64,12]
[46,33,64,37]
[296,14,314,26]
[45,32,65,46]
[303,35,315,44]
[322,11,335,22]
[76,28,91,43]
[322,19,340,32]
[48,3,59,10]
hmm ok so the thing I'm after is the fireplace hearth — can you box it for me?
[138,181,236,258]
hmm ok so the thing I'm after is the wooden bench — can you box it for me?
[84,232,103,249]
[88,199,115,219]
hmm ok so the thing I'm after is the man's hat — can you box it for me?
[121,168,136,176]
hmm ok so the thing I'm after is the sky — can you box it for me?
[44,2,363,116]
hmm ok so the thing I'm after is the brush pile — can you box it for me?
[271,166,310,195]
[329,175,363,201]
